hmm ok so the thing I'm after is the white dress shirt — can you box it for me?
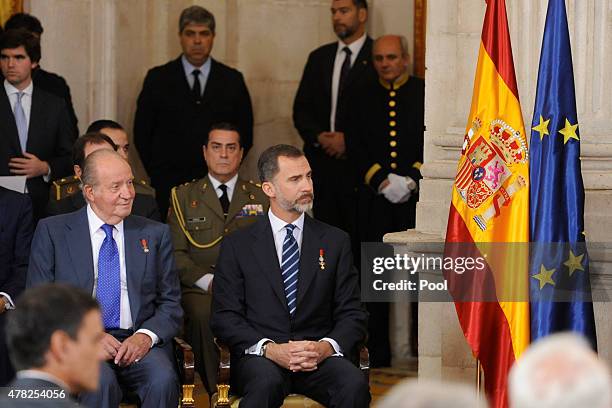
[194,174,239,292]
[87,205,158,346]
[181,55,212,96]
[246,210,342,357]
[329,33,367,131]
[4,79,32,127]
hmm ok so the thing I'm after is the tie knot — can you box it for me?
[16,92,24,102]
[343,46,352,56]
[101,224,114,238]
[285,224,296,233]
[192,69,201,77]
[219,184,228,193]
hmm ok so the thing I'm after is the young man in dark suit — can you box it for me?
[0,29,76,221]
[2,284,104,407]
[3,13,79,134]
[293,0,374,243]
[211,145,369,408]
[28,150,182,408]
[134,5,253,220]
[0,187,33,386]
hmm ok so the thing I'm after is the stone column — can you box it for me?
[384,0,612,383]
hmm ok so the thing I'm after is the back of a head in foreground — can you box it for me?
[509,332,611,408]
[377,379,483,408]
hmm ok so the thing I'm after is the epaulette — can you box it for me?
[248,180,262,188]
[51,175,80,201]
[134,179,156,197]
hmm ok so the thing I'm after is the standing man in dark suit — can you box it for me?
[0,29,76,221]
[135,5,253,220]
[211,145,369,408]
[28,149,183,408]
[1,284,104,408]
[4,13,79,134]
[293,0,374,242]
[0,187,33,386]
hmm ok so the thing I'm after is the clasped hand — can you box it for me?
[266,340,334,372]
[101,332,152,367]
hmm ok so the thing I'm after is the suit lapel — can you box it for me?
[171,56,194,101]
[201,59,218,105]
[251,218,289,312]
[0,90,22,154]
[66,208,94,292]
[296,216,323,309]
[344,36,373,89]
[124,216,146,324]
[27,87,45,152]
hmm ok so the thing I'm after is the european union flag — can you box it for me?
[529,0,597,349]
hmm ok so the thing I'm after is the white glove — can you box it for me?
[381,173,416,204]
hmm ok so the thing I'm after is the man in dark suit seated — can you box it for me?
[211,145,370,408]
[0,29,76,221]
[0,187,33,386]
[1,284,104,407]
[28,149,183,408]
[134,5,253,220]
[47,130,160,220]
[3,13,79,134]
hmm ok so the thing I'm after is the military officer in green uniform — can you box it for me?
[167,122,268,394]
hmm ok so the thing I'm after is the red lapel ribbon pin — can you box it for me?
[140,239,149,253]
[319,249,326,270]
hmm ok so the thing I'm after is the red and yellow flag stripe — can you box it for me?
[446,1,530,406]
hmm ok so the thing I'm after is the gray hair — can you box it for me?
[257,144,304,183]
[378,379,482,408]
[179,6,215,34]
[509,332,610,408]
[374,34,410,58]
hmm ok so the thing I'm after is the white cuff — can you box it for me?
[320,337,343,357]
[0,293,14,310]
[194,274,214,293]
[42,166,51,183]
[246,338,274,355]
[135,329,159,348]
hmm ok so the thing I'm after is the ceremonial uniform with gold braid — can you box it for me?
[167,175,268,394]
[346,72,424,367]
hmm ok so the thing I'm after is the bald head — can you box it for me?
[373,35,410,84]
[81,150,135,225]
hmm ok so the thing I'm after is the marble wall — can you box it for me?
[25,0,414,181]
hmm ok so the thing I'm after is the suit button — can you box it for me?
[390,121,396,127]
[390,162,397,169]
[390,91,396,97]
[389,111,396,117]
[390,152,398,158]
[390,141,397,147]
[390,130,397,137]
[389,101,396,107]
[224,228,229,233]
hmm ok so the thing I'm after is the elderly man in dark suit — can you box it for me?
[0,187,33,386]
[1,284,104,408]
[211,145,370,408]
[293,0,374,245]
[27,149,182,408]
[134,5,253,220]
[0,29,76,221]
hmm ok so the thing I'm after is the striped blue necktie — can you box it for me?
[281,224,299,316]
[97,224,121,329]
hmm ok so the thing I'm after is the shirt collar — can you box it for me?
[86,204,124,237]
[268,209,305,234]
[378,71,410,90]
[337,33,367,57]
[208,173,238,193]
[4,79,33,97]
[17,369,70,392]
[181,54,212,79]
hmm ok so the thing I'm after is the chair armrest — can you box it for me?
[214,338,232,408]
[174,336,195,408]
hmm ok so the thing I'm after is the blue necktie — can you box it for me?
[97,224,121,329]
[13,92,28,152]
[281,224,299,316]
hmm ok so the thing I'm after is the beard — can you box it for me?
[334,22,357,40]
[277,190,314,214]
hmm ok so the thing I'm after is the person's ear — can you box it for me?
[74,165,82,178]
[261,181,275,198]
[83,184,95,202]
[359,8,367,24]
[47,330,71,365]
[202,145,208,162]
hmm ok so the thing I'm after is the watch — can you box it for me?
[260,341,270,358]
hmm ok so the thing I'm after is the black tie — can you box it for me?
[336,47,352,130]
[219,184,230,216]
[192,69,201,99]
[338,47,352,98]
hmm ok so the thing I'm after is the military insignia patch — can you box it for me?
[190,200,198,208]
[237,204,264,217]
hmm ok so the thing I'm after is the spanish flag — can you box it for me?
[445,0,530,406]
